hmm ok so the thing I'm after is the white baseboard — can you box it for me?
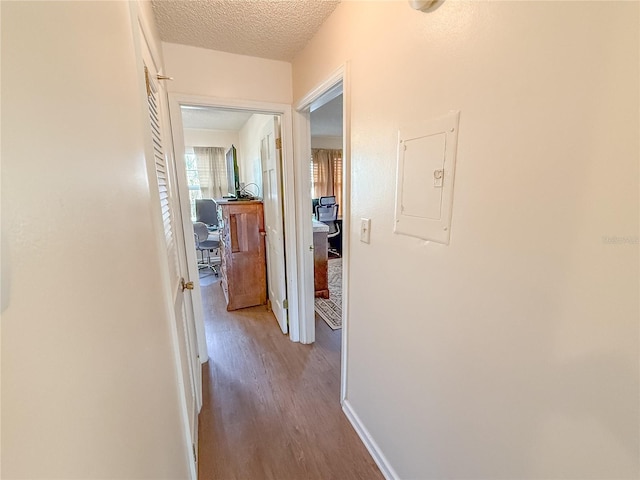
[342,399,399,480]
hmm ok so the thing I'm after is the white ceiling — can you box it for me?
[180,96,342,135]
[151,0,341,62]
[181,106,253,130]
[311,95,343,137]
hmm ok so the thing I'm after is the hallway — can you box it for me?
[197,273,383,479]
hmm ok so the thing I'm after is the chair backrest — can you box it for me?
[316,204,338,223]
[193,222,209,244]
[319,196,336,206]
[195,199,218,227]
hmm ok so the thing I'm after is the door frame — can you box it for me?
[167,94,303,343]
[293,64,350,400]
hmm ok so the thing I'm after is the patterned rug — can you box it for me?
[315,258,342,330]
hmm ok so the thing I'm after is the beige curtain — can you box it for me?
[194,146,228,199]
[311,149,342,213]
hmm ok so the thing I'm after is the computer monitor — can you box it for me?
[225,145,240,198]
[312,198,320,216]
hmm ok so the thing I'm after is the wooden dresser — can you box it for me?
[216,199,267,311]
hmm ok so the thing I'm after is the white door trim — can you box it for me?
[294,64,351,401]
[167,93,302,342]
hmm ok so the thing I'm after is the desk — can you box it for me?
[313,219,329,298]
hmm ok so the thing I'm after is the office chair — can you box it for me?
[315,204,341,257]
[319,196,336,207]
[193,221,220,275]
[195,199,219,230]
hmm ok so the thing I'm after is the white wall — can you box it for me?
[163,42,292,104]
[293,2,639,478]
[1,2,189,478]
[236,114,274,197]
[184,128,239,150]
[183,117,270,198]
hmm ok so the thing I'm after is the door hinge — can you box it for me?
[283,299,288,309]
[275,137,282,149]
[192,444,197,463]
[144,66,151,98]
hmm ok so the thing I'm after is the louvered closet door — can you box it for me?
[148,74,180,281]
[143,53,200,466]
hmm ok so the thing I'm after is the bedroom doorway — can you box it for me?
[309,93,344,336]
[167,95,302,361]
[180,105,287,326]
[294,69,349,399]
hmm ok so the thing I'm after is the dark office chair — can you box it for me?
[195,199,218,230]
[193,221,220,275]
[315,204,340,257]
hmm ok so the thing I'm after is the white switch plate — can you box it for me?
[360,218,371,244]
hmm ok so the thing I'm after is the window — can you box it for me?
[310,149,343,211]
[184,150,202,221]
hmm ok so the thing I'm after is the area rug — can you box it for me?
[315,258,342,330]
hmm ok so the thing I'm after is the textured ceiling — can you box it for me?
[152,0,341,62]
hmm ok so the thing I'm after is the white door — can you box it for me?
[261,116,288,334]
[142,39,200,471]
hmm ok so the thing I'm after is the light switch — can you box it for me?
[360,218,371,244]
[433,169,444,188]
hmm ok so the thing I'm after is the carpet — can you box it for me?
[315,258,342,330]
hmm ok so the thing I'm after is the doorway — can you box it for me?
[294,69,349,399]
[178,105,286,328]
[167,94,303,360]
[309,94,344,337]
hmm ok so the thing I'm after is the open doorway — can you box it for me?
[170,102,294,358]
[309,94,344,336]
[293,70,349,400]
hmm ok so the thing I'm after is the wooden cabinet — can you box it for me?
[216,199,267,311]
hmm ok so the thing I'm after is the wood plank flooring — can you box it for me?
[197,272,383,480]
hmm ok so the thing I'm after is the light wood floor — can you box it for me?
[197,271,383,480]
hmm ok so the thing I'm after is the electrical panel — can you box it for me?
[394,111,460,244]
